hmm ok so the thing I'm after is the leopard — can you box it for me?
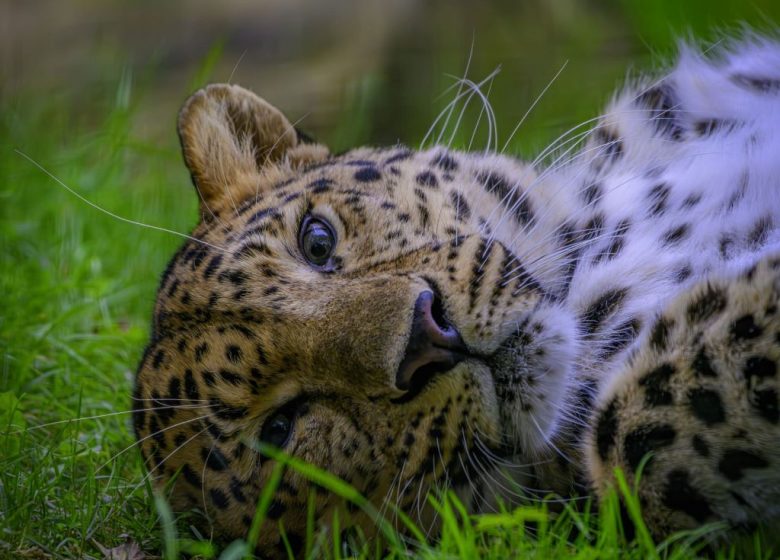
[133,36,780,556]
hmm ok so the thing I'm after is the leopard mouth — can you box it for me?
[390,351,469,404]
[388,313,535,408]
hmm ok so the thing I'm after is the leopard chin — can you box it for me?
[482,303,579,459]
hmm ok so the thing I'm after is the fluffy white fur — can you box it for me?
[553,37,780,391]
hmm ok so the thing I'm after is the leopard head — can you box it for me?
[133,84,579,556]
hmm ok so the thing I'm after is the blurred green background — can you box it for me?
[1,1,779,557]
[5,0,780,154]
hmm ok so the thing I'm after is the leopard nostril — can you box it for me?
[418,290,462,347]
[429,288,457,340]
[394,290,466,396]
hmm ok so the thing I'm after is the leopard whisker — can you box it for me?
[542,103,696,160]
[497,226,618,286]
[15,149,228,252]
[200,435,222,514]
[461,438,500,513]
[97,413,213,476]
[442,70,499,151]
[528,413,574,466]
[393,462,415,529]
[501,59,569,154]
[472,434,532,471]
[457,445,487,513]
[452,68,500,152]
[476,139,594,266]
[502,142,728,281]
[481,115,624,243]
[413,468,428,524]
[468,445,532,504]
[114,422,213,514]
[12,404,210,435]
[466,73,498,153]
[528,107,693,170]
[227,49,248,85]
[494,143,675,282]
[469,435,569,504]
[432,35,476,147]
[484,107,699,256]
[421,442,446,539]
[421,70,501,150]
[423,79,478,149]
[377,463,405,530]
[132,394,211,403]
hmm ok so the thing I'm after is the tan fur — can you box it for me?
[178,84,308,211]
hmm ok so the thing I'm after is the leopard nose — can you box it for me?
[395,290,466,393]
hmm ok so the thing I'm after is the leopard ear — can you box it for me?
[177,83,299,210]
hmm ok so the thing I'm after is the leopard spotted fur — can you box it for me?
[134,36,780,556]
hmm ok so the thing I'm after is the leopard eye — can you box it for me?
[259,409,295,448]
[299,216,336,267]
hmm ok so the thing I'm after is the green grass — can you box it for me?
[3,15,780,557]
[1,81,191,558]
